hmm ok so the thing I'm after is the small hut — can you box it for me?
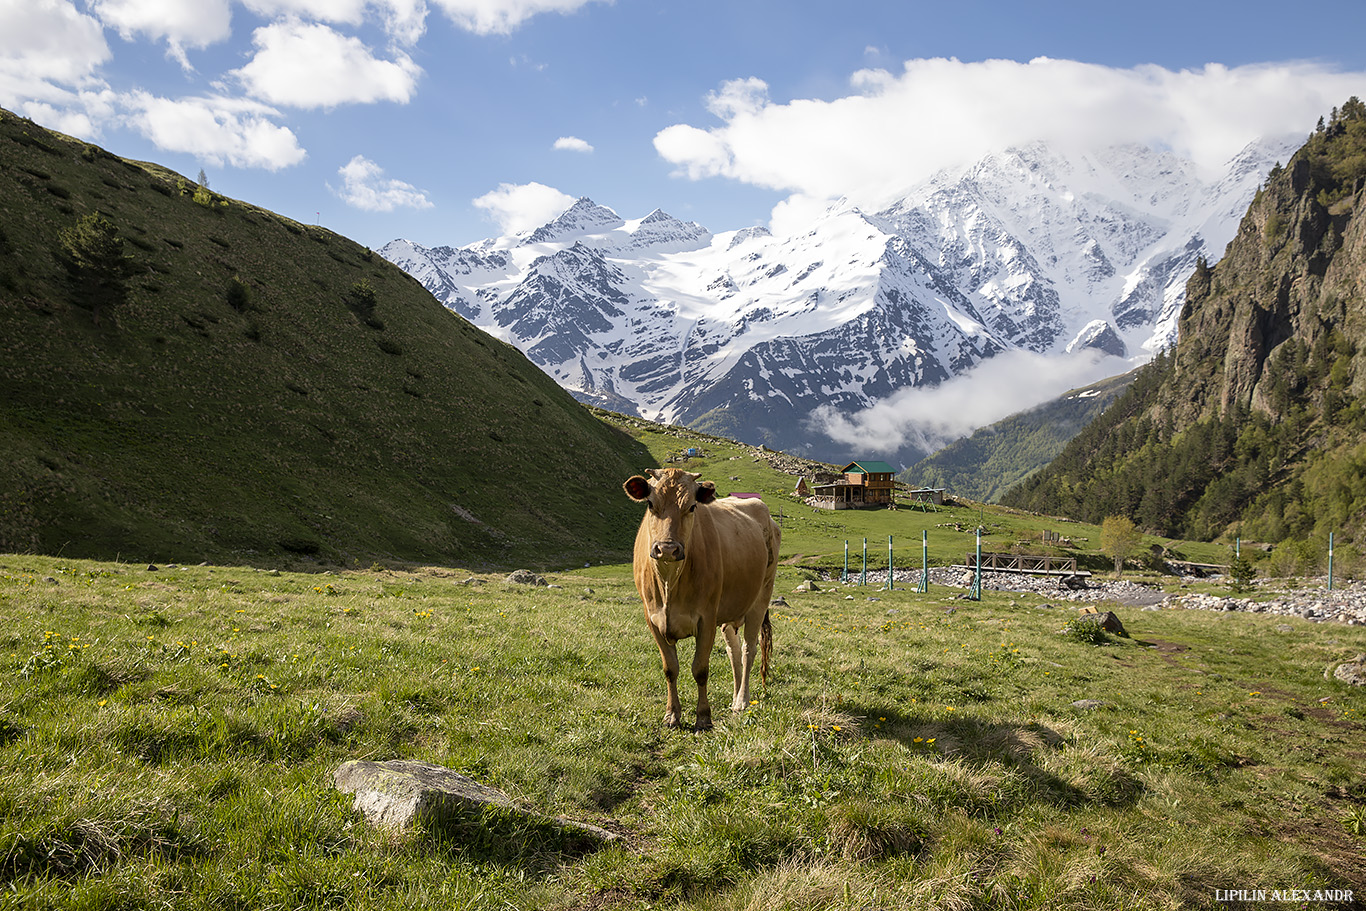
[907,487,946,505]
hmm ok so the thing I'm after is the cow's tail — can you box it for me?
[760,609,772,687]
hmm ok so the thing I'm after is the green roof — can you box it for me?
[842,461,897,474]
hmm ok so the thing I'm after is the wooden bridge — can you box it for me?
[964,552,1086,576]
[1165,559,1228,576]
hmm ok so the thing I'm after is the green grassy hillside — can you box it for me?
[0,109,650,568]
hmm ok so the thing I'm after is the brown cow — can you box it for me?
[623,468,780,731]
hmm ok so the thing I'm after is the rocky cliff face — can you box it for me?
[1161,134,1366,427]
[1001,103,1366,544]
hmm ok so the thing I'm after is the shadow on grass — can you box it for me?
[845,701,1145,809]
[0,807,214,881]
[414,803,621,873]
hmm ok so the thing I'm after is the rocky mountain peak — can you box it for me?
[1065,320,1127,357]
[524,197,624,244]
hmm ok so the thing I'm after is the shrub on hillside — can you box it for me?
[57,213,135,326]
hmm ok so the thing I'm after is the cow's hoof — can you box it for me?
[693,715,713,733]
[664,712,683,729]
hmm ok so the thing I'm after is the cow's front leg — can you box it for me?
[692,622,718,732]
[651,628,683,728]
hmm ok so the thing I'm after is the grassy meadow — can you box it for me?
[2,547,1364,910]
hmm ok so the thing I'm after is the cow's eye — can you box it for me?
[689,504,697,512]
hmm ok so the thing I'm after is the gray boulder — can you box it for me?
[333,759,619,844]
[1332,655,1366,687]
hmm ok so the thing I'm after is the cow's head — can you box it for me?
[623,468,717,564]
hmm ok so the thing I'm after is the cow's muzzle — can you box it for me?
[651,540,684,562]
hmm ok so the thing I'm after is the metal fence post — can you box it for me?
[1329,532,1335,592]
[968,527,982,601]
[917,528,929,593]
[886,535,894,591]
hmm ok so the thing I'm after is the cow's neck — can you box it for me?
[651,556,687,589]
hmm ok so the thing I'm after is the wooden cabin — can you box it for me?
[809,460,898,509]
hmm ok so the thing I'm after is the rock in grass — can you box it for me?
[333,759,620,843]
[334,760,511,829]
[1077,608,1127,636]
[1332,655,1366,687]
[505,569,547,586]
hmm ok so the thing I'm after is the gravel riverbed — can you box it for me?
[818,567,1366,626]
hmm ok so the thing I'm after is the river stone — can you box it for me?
[333,759,619,843]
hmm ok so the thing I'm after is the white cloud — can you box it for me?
[766,193,834,239]
[808,349,1131,458]
[472,181,575,234]
[705,76,768,120]
[243,0,366,22]
[431,0,606,35]
[90,0,232,68]
[553,135,593,153]
[373,0,429,45]
[242,0,429,45]
[124,92,307,170]
[332,155,433,211]
[655,58,1366,213]
[234,20,421,109]
[16,100,98,138]
[0,0,110,87]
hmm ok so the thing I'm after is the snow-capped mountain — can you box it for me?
[382,136,1299,466]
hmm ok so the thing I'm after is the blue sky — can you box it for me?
[4,0,1366,251]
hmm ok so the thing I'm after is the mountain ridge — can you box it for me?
[385,135,1298,466]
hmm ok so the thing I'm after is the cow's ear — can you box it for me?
[695,481,717,504]
[623,476,651,502]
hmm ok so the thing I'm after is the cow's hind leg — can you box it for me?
[721,623,744,711]
[732,607,765,711]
